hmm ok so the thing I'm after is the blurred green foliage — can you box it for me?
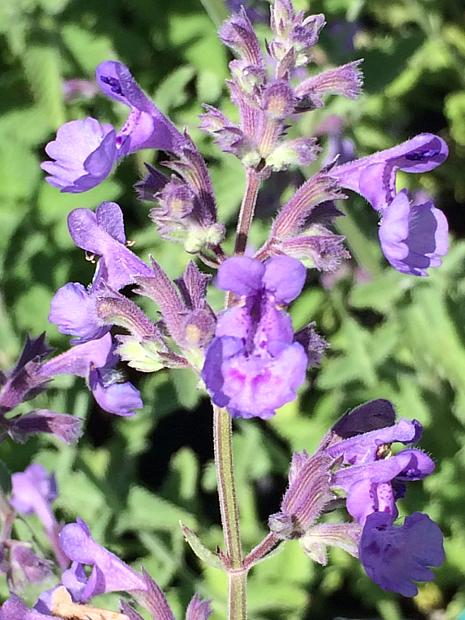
[0,0,464,618]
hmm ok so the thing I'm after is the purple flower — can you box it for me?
[0,335,82,444]
[0,596,55,620]
[360,511,444,596]
[40,333,142,416]
[331,133,448,212]
[202,256,308,419]
[49,201,153,346]
[95,60,184,156]
[42,61,185,193]
[59,519,146,601]
[325,401,434,525]
[41,118,117,193]
[378,190,449,276]
[11,465,67,569]
[333,448,434,525]
[331,133,449,274]
[67,203,152,291]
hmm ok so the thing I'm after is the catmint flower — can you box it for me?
[324,399,434,525]
[40,333,142,416]
[0,335,82,444]
[56,520,177,620]
[331,133,449,274]
[272,399,443,595]
[59,519,147,601]
[202,255,308,419]
[378,189,449,276]
[360,511,444,596]
[42,62,185,193]
[11,465,67,569]
[49,201,150,343]
[41,118,117,193]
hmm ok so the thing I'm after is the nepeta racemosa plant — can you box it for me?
[2,0,450,618]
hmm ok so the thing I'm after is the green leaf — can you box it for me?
[117,486,197,532]
[199,0,229,26]
[181,523,224,569]
[154,65,196,113]
[22,42,65,129]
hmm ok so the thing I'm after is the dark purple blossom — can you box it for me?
[324,400,434,525]
[202,256,308,419]
[0,335,82,444]
[360,511,444,596]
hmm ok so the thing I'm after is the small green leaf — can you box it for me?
[181,523,224,569]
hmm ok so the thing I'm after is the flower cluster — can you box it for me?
[1,0,446,611]
[269,399,444,596]
[0,465,212,620]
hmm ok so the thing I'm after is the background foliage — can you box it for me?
[0,0,464,618]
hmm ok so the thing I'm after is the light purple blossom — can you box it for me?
[42,61,185,193]
[360,511,444,596]
[0,595,55,620]
[49,201,149,343]
[40,333,142,416]
[331,133,448,212]
[378,189,449,276]
[325,400,434,525]
[11,465,67,569]
[333,448,435,525]
[331,133,449,274]
[41,118,117,193]
[67,203,152,291]
[59,519,146,601]
[202,256,308,419]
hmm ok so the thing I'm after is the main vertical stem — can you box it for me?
[234,168,261,256]
[214,167,261,619]
[213,406,243,569]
